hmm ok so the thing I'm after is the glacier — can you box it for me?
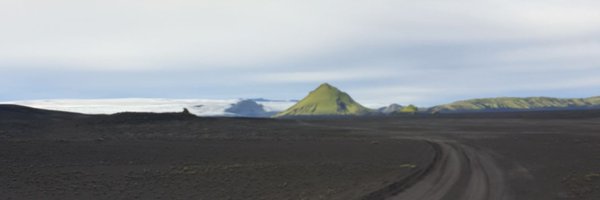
[1,98,296,117]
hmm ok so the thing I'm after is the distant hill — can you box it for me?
[274,83,372,118]
[0,104,86,121]
[225,99,277,117]
[378,104,403,114]
[397,104,418,113]
[378,104,419,114]
[429,96,600,113]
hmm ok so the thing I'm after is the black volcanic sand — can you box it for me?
[0,140,433,200]
[0,106,599,200]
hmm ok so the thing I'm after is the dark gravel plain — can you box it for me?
[0,105,599,199]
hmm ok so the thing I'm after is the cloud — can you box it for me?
[2,0,600,70]
[497,41,600,64]
[1,0,600,104]
[247,67,402,83]
[344,64,600,106]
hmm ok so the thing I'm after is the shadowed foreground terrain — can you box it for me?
[1,105,599,199]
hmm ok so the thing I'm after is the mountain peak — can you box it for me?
[310,83,343,95]
[274,83,371,118]
[317,82,334,89]
[313,83,339,93]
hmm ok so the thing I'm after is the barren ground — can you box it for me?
[0,105,599,199]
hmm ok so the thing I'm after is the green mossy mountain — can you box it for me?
[378,104,420,115]
[429,96,600,113]
[274,83,372,117]
[399,104,418,113]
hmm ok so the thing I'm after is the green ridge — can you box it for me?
[399,104,418,113]
[274,83,371,117]
[430,97,600,113]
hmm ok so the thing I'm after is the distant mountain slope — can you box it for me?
[378,104,403,114]
[225,99,276,117]
[429,96,600,113]
[587,96,600,104]
[397,104,418,113]
[378,104,419,114]
[0,104,86,121]
[274,83,371,117]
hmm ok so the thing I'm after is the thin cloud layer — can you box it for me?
[1,0,600,105]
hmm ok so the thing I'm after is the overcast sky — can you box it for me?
[2,0,600,106]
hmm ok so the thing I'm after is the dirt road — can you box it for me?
[388,140,511,200]
[301,121,514,200]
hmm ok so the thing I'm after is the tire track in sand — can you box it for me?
[385,141,512,200]
[293,121,512,200]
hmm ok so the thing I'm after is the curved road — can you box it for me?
[388,140,512,200]
[296,121,513,200]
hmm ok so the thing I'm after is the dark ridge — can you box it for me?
[0,104,87,120]
[93,111,198,124]
[275,109,600,121]
[275,113,383,120]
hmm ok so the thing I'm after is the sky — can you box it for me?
[2,0,600,106]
